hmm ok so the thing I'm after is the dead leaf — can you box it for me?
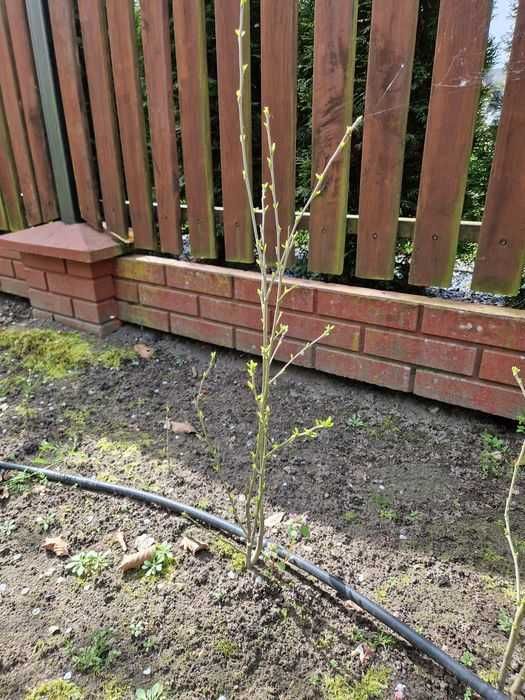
[42,537,69,557]
[180,535,208,555]
[113,530,127,551]
[118,545,156,573]
[191,366,198,378]
[351,643,375,665]
[163,420,196,434]
[264,511,285,529]
[0,485,9,500]
[134,343,154,359]
[343,599,361,613]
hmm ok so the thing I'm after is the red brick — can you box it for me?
[66,259,114,279]
[139,284,198,315]
[414,370,524,419]
[421,306,525,351]
[32,308,53,321]
[282,310,360,352]
[166,260,232,297]
[315,346,412,392]
[47,272,114,302]
[170,314,234,348]
[0,258,14,277]
[73,298,119,324]
[235,328,314,367]
[479,349,525,386]
[317,287,419,330]
[115,278,139,303]
[54,314,121,338]
[12,260,26,280]
[200,296,262,330]
[117,301,169,332]
[25,267,48,290]
[29,289,73,316]
[234,273,315,312]
[21,253,66,273]
[115,256,165,285]
[364,328,477,376]
[0,248,21,260]
[0,276,29,298]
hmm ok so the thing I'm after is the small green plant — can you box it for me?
[7,470,45,494]
[370,494,398,522]
[135,683,167,700]
[214,638,239,657]
[0,519,16,539]
[321,666,391,700]
[343,511,359,525]
[287,515,310,543]
[347,414,365,430]
[130,619,145,639]
[371,631,395,649]
[211,537,246,572]
[480,432,508,478]
[25,679,84,700]
[497,609,513,635]
[460,650,475,668]
[66,551,110,580]
[516,414,525,434]
[36,512,56,533]
[142,543,174,578]
[72,628,119,673]
[102,679,129,700]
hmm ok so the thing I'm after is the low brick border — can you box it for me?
[2,241,525,419]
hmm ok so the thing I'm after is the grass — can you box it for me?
[25,679,84,700]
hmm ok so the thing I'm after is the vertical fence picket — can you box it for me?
[106,0,154,250]
[78,0,128,238]
[0,0,41,225]
[0,194,7,231]
[215,0,254,263]
[141,0,182,256]
[409,0,491,288]
[173,0,216,259]
[5,0,57,223]
[472,4,525,295]
[49,0,101,230]
[356,0,418,280]
[308,0,357,275]
[260,0,297,262]
[0,92,24,230]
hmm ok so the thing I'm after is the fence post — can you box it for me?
[25,0,78,224]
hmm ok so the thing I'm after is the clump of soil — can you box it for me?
[0,292,523,699]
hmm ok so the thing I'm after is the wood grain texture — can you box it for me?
[472,2,525,295]
[49,0,101,230]
[0,92,24,230]
[0,192,7,230]
[308,0,358,275]
[356,0,418,280]
[215,0,253,263]
[261,0,297,263]
[141,0,182,255]
[5,0,57,222]
[107,0,154,250]
[173,0,216,259]
[78,0,128,237]
[409,0,491,288]
[0,0,41,225]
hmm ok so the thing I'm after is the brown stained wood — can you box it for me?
[356,0,418,280]
[0,193,7,231]
[261,0,297,263]
[0,0,41,225]
[409,0,491,288]
[173,0,216,259]
[106,0,154,250]
[141,0,182,255]
[472,4,525,295]
[215,0,253,263]
[78,0,127,237]
[0,92,24,230]
[49,0,101,230]
[308,0,357,275]
[5,0,57,222]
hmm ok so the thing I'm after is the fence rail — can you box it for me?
[0,0,524,296]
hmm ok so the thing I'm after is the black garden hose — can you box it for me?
[0,460,508,700]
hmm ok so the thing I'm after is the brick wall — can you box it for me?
[0,247,29,298]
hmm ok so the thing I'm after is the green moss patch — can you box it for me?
[25,679,84,700]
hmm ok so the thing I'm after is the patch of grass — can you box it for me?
[71,628,119,673]
[211,537,246,572]
[25,679,84,700]
[480,432,509,478]
[0,329,133,380]
[214,638,239,657]
[321,666,391,700]
[66,551,110,580]
[7,470,46,495]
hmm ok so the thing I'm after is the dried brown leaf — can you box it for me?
[118,545,156,573]
[134,343,154,360]
[351,643,375,665]
[0,485,9,500]
[265,511,285,529]
[42,537,69,557]
[113,530,127,551]
[180,535,208,555]
[164,420,196,434]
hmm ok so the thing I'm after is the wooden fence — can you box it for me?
[0,0,524,296]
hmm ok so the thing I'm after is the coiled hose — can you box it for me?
[0,460,508,700]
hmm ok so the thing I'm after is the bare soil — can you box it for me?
[0,292,523,700]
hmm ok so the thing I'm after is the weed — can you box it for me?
[214,638,239,657]
[135,684,167,700]
[0,519,16,539]
[24,679,84,700]
[102,680,129,700]
[516,414,525,434]
[343,511,359,525]
[36,512,57,533]
[460,650,475,668]
[370,631,395,649]
[347,414,365,430]
[211,537,246,572]
[7,470,45,494]
[370,494,398,523]
[130,619,145,639]
[195,497,210,511]
[321,666,391,700]
[317,631,336,649]
[497,609,513,635]
[72,628,119,673]
[287,515,311,543]
[66,551,110,580]
[480,432,509,478]
[143,636,158,652]
[142,543,174,578]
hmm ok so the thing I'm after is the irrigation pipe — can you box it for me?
[0,460,508,700]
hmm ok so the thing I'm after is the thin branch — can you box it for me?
[270,325,334,385]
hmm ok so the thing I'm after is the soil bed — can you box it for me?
[0,292,523,700]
